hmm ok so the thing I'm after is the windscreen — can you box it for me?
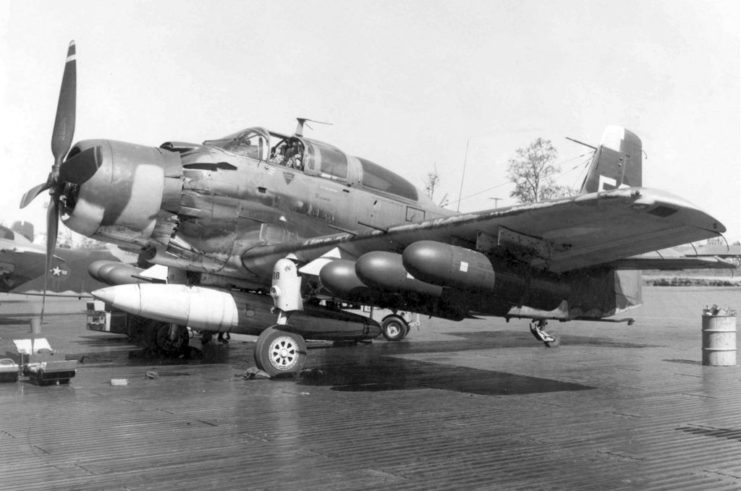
[204,127,270,160]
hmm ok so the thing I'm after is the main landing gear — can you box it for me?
[253,256,308,377]
[381,314,410,342]
[252,255,383,377]
[129,317,191,357]
[529,319,560,348]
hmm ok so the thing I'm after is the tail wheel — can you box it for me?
[254,326,307,377]
[381,315,409,342]
[545,335,560,348]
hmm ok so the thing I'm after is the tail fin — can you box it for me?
[579,126,642,194]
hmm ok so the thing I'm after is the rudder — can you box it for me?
[579,126,642,193]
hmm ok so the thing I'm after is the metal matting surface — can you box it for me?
[0,286,739,490]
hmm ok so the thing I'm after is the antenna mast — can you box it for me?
[456,139,470,212]
[295,117,332,137]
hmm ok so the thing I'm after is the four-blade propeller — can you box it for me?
[19,40,78,322]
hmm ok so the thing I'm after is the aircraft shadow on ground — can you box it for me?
[67,329,650,394]
[296,330,637,395]
[299,358,593,396]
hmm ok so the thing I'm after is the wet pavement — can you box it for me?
[0,286,740,490]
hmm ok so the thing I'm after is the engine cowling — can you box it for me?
[61,139,182,243]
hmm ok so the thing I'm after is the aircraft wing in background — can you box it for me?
[0,241,48,291]
[611,251,735,270]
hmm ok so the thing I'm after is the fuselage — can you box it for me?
[81,127,455,286]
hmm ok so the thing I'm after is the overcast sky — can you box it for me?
[1,0,739,242]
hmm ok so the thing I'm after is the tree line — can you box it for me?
[424,137,576,206]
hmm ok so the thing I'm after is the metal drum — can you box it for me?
[702,312,737,366]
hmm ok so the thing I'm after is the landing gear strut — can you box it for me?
[529,319,560,348]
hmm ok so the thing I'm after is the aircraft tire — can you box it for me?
[254,326,307,377]
[545,335,560,348]
[381,315,408,342]
[154,323,190,357]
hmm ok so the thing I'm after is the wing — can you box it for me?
[611,250,735,270]
[0,244,47,291]
[241,187,724,277]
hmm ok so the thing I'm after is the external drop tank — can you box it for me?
[92,283,381,341]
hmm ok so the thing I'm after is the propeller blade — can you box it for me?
[46,197,59,259]
[59,145,100,184]
[51,41,77,177]
[19,180,51,209]
[39,197,59,325]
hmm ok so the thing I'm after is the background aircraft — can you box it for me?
[0,222,136,321]
[21,42,728,375]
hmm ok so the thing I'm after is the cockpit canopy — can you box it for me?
[357,158,418,201]
[205,127,418,202]
[204,127,271,161]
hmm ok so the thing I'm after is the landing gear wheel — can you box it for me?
[544,336,560,348]
[254,326,307,377]
[155,324,190,356]
[381,315,409,342]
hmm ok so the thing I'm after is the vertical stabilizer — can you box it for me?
[579,126,642,194]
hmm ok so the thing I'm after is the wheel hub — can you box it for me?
[269,337,297,369]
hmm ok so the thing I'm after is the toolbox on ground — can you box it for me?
[8,338,77,385]
[0,358,19,383]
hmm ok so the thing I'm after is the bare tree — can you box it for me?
[507,137,571,203]
[423,165,449,208]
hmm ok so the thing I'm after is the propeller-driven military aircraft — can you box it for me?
[21,42,728,375]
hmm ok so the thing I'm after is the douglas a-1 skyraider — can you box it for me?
[22,42,729,375]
